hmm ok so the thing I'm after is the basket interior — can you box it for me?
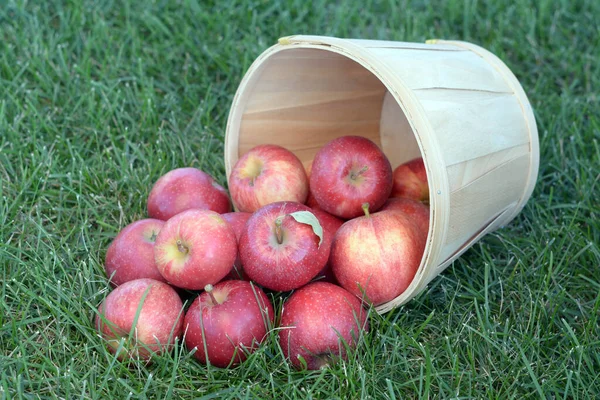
[236,48,422,169]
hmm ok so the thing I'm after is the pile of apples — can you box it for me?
[96,135,430,370]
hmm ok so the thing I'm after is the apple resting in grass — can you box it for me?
[229,144,308,213]
[239,202,329,292]
[154,209,237,290]
[380,197,430,238]
[331,204,425,306]
[96,278,184,361]
[278,281,368,370]
[147,167,231,220]
[310,136,393,219]
[391,157,429,203]
[184,280,274,368]
[310,208,344,284]
[221,212,252,280]
[104,219,166,286]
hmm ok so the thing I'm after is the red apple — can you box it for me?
[391,157,429,203]
[221,212,252,280]
[309,208,344,284]
[148,167,231,220]
[105,219,166,286]
[184,281,274,368]
[331,204,425,306]
[229,145,308,213]
[380,197,430,238]
[239,202,330,292]
[154,209,237,290]
[310,136,393,219]
[278,282,369,370]
[95,278,184,361]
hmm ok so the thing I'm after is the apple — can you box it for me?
[154,209,237,290]
[221,212,252,280]
[310,136,393,219]
[148,167,231,221]
[229,144,309,213]
[95,278,184,361]
[184,280,274,368]
[391,157,429,203]
[104,219,166,286]
[278,281,369,370]
[239,201,330,292]
[380,197,430,238]
[331,204,425,306]
[309,208,344,284]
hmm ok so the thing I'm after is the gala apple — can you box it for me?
[229,145,308,213]
[331,204,425,306]
[239,202,329,292]
[104,219,166,286]
[391,157,429,203]
[147,167,231,221]
[278,281,368,370]
[184,280,274,368]
[154,209,237,290]
[95,278,184,361]
[310,136,392,219]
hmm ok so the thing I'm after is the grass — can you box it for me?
[1,0,598,398]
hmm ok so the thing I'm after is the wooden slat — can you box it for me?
[446,143,531,192]
[439,154,530,261]
[414,89,529,166]
[246,90,384,115]
[368,47,510,92]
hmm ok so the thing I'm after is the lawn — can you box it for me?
[1,0,599,398]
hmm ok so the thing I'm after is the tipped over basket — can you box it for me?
[224,35,539,313]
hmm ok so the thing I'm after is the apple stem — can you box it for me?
[350,165,368,180]
[176,240,189,255]
[362,203,371,218]
[204,284,221,305]
[274,217,284,245]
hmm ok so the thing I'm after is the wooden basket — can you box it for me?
[224,35,539,313]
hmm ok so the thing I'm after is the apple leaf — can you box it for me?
[289,211,324,248]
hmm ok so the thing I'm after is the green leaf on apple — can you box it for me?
[289,211,323,248]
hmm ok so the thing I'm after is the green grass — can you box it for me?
[1,0,599,398]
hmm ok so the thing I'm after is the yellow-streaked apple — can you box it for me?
[229,145,308,213]
[154,209,237,290]
[331,204,425,306]
[95,278,184,361]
